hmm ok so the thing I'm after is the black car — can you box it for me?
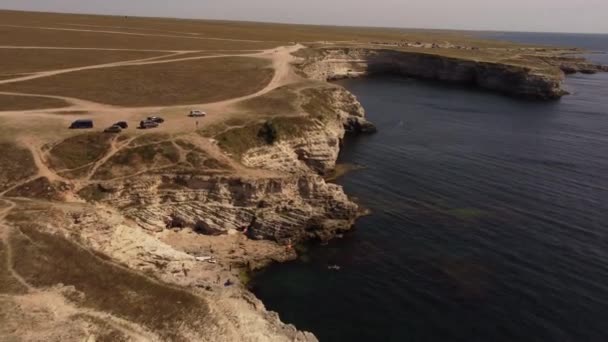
[139,120,159,129]
[69,119,93,129]
[114,121,128,129]
[104,125,122,133]
[147,116,165,124]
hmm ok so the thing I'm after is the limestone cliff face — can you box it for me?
[94,173,359,243]
[298,48,569,99]
[240,120,342,175]
[241,86,374,175]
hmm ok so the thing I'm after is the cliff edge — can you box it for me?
[294,47,606,99]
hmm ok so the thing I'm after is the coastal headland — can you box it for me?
[0,9,604,341]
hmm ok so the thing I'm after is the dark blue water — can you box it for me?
[251,34,608,342]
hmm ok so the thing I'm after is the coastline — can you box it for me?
[246,56,608,341]
[239,45,608,339]
[1,26,606,340]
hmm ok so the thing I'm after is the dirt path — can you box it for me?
[0,199,16,222]
[197,44,304,109]
[20,137,66,183]
[164,44,305,125]
[0,90,114,109]
[0,223,35,292]
[0,136,71,197]
[84,135,138,182]
[63,22,216,37]
[0,51,193,85]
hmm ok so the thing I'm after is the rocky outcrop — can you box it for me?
[242,86,374,175]
[298,48,571,99]
[6,202,318,342]
[91,173,359,243]
[559,61,608,74]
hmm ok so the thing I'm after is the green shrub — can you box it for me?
[258,121,278,144]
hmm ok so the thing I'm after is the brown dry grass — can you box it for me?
[1,57,274,107]
[0,25,282,51]
[0,142,37,191]
[0,49,163,75]
[9,225,212,341]
[72,314,131,342]
[0,241,28,294]
[0,94,69,111]
[5,177,68,201]
[0,10,543,48]
[48,133,113,171]
[92,141,180,180]
[149,51,259,62]
[51,110,90,115]
[214,116,314,157]
[237,84,301,116]
[214,84,346,157]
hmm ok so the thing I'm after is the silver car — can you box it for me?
[189,110,206,117]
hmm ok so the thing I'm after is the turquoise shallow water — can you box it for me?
[251,33,608,342]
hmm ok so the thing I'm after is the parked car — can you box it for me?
[114,121,128,129]
[139,120,159,129]
[147,116,165,123]
[104,125,122,133]
[188,110,206,117]
[69,119,93,129]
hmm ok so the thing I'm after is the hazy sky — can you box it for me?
[2,0,607,34]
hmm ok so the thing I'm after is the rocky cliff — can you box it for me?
[241,86,375,175]
[90,173,360,243]
[297,48,574,99]
[78,86,372,245]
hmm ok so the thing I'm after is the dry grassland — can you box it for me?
[1,57,274,106]
[0,142,37,191]
[0,94,70,111]
[0,10,543,50]
[237,84,302,116]
[0,49,163,75]
[0,26,282,51]
[0,74,31,81]
[8,225,212,340]
[47,133,113,171]
[92,141,180,180]
[0,241,28,294]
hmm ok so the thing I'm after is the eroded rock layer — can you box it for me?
[92,173,359,243]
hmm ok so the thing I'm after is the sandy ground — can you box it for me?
[0,40,304,143]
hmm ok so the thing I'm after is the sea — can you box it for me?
[251,32,608,341]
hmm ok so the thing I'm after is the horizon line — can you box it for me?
[1,7,607,36]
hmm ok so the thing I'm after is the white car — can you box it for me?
[189,110,206,117]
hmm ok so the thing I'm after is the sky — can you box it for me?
[1,0,607,34]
